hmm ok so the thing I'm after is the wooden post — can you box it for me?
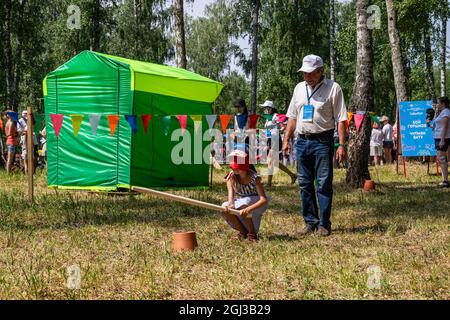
[402,156,406,178]
[26,106,34,203]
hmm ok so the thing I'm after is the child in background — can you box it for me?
[222,149,269,241]
[370,122,384,166]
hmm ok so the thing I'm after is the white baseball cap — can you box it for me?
[260,100,274,108]
[298,54,324,73]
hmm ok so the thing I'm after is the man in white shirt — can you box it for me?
[283,54,348,237]
[380,116,393,164]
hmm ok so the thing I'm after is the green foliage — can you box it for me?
[0,0,448,118]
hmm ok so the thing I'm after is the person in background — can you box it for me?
[370,122,384,166]
[261,100,297,186]
[4,111,18,174]
[428,96,450,188]
[380,116,393,164]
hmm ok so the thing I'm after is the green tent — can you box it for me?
[43,51,223,191]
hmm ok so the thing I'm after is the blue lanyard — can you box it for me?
[306,83,323,104]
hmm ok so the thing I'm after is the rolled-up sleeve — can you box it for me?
[332,84,347,122]
[287,84,300,120]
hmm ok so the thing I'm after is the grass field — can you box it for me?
[0,164,448,299]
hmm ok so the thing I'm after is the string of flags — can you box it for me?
[3,110,386,139]
[2,113,264,140]
[347,111,381,132]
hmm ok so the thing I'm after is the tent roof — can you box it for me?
[45,51,223,103]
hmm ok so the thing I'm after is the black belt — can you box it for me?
[298,129,334,140]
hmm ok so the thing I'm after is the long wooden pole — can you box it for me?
[26,106,34,203]
[131,186,247,217]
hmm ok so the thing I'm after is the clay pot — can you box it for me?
[173,231,198,253]
[363,180,375,191]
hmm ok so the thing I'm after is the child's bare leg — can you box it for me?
[279,162,297,183]
[223,213,247,236]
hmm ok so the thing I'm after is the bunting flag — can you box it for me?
[176,115,188,134]
[89,114,101,136]
[277,114,287,124]
[125,115,138,135]
[347,112,354,124]
[70,115,83,137]
[262,114,273,121]
[33,114,44,136]
[141,115,151,134]
[190,115,202,133]
[236,114,248,130]
[50,114,64,140]
[0,117,3,129]
[161,116,171,136]
[108,115,119,136]
[6,111,18,123]
[370,114,381,125]
[219,115,232,133]
[354,113,365,132]
[206,115,217,129]
[249,114,259,129]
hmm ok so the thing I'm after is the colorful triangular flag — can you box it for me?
[354,114,365,132]
[190,115,202,133]
[348,112,354,124]
[161,116,171,136]
[108,115,119,136]
[236,114,248,130]
[125,115,138,135]
[50,114,64,140]
[262,114,273,121]
[206,115,217,130]
[219,115,232,133]
[141,115,151,134]
[70,114,83,137]
[371,114,381,126]
[89,114,101,136]
[0,117,3,129]
[176,115,188,134]
[249,114,259,129]
[6,111,18,123]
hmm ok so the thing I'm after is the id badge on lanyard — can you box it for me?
[302,83,322,123]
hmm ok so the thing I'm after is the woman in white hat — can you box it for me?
[261,100,297,186]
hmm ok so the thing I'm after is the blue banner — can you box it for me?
[399,100,436,157]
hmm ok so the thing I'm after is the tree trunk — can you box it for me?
[250,0,260,115]
[346,0,374,188]
[174,0,187,69]
[3,0,14,110]
[386,0,408,104]
[12,0,26,111]
[329,0,336,82]
[423,18,436,101]
[90,0,101,51]
[440,12,447,97]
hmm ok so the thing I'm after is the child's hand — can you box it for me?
[224,205,234,214]
[240,208,251,217]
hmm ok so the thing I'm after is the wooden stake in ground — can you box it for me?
[27,106,34,203]
[131,186,247,217]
